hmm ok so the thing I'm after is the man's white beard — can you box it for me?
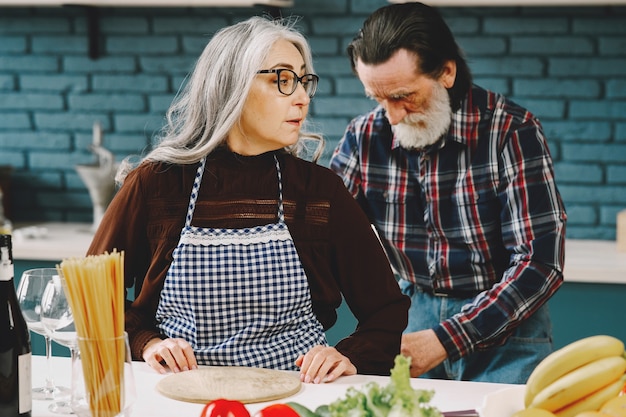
[391,82,452,150]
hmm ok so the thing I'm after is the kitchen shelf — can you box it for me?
[0,0,292,6]
[0,0,291,59]
[389,0,626,5]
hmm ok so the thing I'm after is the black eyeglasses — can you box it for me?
[256,69,319,98]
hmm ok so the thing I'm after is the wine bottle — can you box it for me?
[0,234,32,417]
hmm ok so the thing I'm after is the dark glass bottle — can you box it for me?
[0,234,32,417]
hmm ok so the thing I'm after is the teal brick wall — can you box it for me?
[1,1,625,239]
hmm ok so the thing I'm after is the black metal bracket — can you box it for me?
[63,5,100,60]
[85,6,99,60]
[264,6,282,18]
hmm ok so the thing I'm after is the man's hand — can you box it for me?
[295,345,357,384]
[401,329,447,377]
[142,337,198,374]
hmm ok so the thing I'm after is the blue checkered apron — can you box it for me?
[155,155,327,370]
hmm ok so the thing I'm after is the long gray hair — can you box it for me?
[116,15,323,183]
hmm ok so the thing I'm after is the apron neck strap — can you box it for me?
[184,154,285,228]
[184,157,207,228]
[274,155,286,224]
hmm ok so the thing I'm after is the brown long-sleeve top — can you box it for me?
[87,147,409,375]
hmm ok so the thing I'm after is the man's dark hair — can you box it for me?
[347,2,472,111]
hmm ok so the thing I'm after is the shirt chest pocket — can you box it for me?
[365,188,408,203]
[449,185,502,244]
[365,187,425,229]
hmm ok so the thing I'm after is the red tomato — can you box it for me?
[200,399,251,417]
[253,404,300,417]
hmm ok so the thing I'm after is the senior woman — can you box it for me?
[87,16,409,385]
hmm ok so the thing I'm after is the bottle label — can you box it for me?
[18,352,32,414]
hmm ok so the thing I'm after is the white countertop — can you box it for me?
[12,222,94,261]
[11,222,626,284]
[564,239,626,284]
[32,355,518,417]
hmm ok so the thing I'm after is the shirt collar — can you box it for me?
[388,88,479,153]
[447,87,480,149]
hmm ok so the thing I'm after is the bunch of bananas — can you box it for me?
[521,335,626,417]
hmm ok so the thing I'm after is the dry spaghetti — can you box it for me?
[58,250,126,417]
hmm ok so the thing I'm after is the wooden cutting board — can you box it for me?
[155,366,302,404]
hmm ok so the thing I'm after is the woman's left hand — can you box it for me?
[295,345,356,384]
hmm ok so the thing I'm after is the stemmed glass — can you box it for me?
[17,268,71,401]
[40,274,78,414]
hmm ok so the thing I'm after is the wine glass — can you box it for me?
[40,275,78,414]
[17,268,71,401]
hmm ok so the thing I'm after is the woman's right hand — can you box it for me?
[142,337,198,374]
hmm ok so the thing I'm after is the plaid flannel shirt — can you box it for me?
[330,85,567,360]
